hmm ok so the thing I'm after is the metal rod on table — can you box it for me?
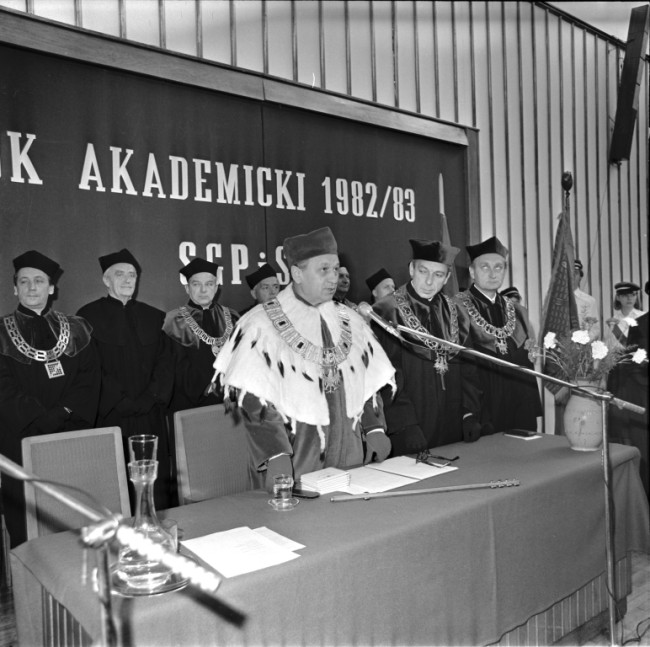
[331,479,520,502]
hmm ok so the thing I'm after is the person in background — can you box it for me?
[0,251,100,547]
[372,240,483,455]
[605,282,643,349]
[163,258,239,411]
[607,280,648,499]
[456,236,542,434]
[500,286,521,305]
[573,259,601,340]
[245,262,280,307]
[213,227,395,492]
[333,255,356,309]
[366,268,396,303]
[77,248,174,510]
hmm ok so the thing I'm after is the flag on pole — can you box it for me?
[539,209,580,394]
[438,174,460,297]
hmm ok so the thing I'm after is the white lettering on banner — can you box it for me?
[170,156,189,200]
[143,153,166,197]
[78,143,106,192]
[179,243,291,286]
[7,132,43,185]
[109,147,137,195]
[321,176,416,222]
[215,162,240,204]
[194,159,212,202]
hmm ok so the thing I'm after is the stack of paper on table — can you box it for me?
[181,526,305,578]
[299,467,351,494]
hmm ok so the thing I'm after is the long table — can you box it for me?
[11,434,650,646]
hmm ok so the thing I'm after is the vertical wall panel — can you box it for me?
[372,0,395,108]
[434,2,456,123]
[415,1,435,117]
[295,0,321,88]
[32,0,75,25]
[123,0,160,47]
[164,0,197,56]
[395,0,417,112]
[201,0,232,64]
[454,2,473,129]
[321,0,347,95]
[81,0,120,36]
[235,1,263,73]
[266,0,293,80]
[348,1,373,102]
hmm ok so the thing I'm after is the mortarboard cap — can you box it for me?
[180,258,219,280]
[99,248,141,274]
[13,250,61,281]
[409,239,459,265]
[246,263,278,289]
[466,236,509,262]
[366,268,392,292]
[283,227,338,268]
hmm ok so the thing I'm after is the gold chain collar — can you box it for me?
[4,312,70,362]
[457,291,516,355]
[394,286,459,375]
[263,298,352,393]
[179,306,233,357]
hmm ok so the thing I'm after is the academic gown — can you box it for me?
[456,285,542,433]
[213,285,395,482]
[163,300,240,412]
[77,296,174,510]
[607,311,649,498]
[0,305,100,547]
[373,283,482,454]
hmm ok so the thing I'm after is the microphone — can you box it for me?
[358,302,403,340]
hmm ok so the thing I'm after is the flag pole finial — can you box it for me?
[561,171,573,193]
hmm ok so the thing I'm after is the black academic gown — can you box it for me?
[457,285,542,433]
[607,311,649,498]
[162,300,240,412]
[77,296,174,510]
[373,284,482,454]
[0,305,100,547]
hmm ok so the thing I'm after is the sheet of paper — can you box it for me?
[253,526,305,551]
[365,455,458,480]
[344,466,417,493]
[181,526,300,578]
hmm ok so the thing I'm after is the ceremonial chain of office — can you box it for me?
[394,287,459,375]
[263,298,352,393]
[179,306,233,357]
[4,312,70,362]
[456,292,516,354]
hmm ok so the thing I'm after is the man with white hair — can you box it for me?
[78,248,174,508]
[214,227,395,491]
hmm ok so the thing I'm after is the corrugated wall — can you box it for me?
[2,0,649,428]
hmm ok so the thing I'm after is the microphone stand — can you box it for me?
[0,454,245,647]
[386,321,644,647]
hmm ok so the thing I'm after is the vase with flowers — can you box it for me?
[543,317,648,451]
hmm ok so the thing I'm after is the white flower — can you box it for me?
[571,330,590,345]
[544,332,557,349]
[591,341,608,360]
[623,317,638,328]
[632,349,648,364]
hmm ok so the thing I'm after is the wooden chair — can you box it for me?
[174,404,262,504]
[22,427,130,541]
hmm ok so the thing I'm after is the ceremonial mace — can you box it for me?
[0,453,245,647]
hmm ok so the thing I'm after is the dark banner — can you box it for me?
[0,43,468,315]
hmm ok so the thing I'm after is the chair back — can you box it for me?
[174,404,261,504]
[22,427,130,540]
